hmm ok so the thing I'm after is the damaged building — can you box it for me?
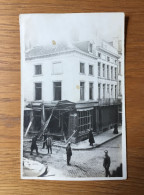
[23,39,122,143]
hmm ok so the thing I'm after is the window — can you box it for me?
[115,85,117,99]
[53,82,61,101]
[35,83,42,100]
[52,62,62,74]
[80,82,85,100]
[115,68,117,80]
[89,65,93,75]
[119,81,121,95]
[89,43,93,53]
[80,62,85,74]
[111,67,113,80]
[98,52,101,58]
[98,84,101,99]
[35,65,42,75]
[107,56,110,61]
[89,83,93,100]
[103,84,105,99]
[107,84,110,95]
[115,60,117,65]
[107,65,109,79]
[98,62,101,77]
[119,62,121,74]
[103,64,105,77]
[78,110,93,132]
[111,85,113,97]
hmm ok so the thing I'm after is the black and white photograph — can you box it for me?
[20,13,126,180]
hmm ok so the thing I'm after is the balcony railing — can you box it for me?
[98,98,121,106]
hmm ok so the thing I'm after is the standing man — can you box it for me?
[30,135,38,155]
[66,142,72,165]
[88,129,95,146]
[42,132,47,149]
[46,135,52,154]
[103,150,111,177]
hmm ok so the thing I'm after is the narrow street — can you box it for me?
[23,136,122,178]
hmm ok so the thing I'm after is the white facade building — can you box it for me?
[23,40,122,142]
[24,41,120,104]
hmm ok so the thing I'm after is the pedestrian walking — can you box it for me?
[30,135,38,155]
[113,124,118,134]
[42,132,47,149]
[66,142,72,165]
[46,136,52,154]
[88,129,95,146]
[103,150,111,177]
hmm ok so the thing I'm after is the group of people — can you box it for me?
[29,130,111,176]
[30,133,52,155]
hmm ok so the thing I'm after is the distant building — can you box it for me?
[23,39,122,142]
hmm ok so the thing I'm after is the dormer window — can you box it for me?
[89,43,93,53]
[98,52,101,58]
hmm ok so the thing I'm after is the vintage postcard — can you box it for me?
[20,13,126,180]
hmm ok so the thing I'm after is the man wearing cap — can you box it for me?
[103,150,111,177]
[66,142,72,165]
[30,135,39,155]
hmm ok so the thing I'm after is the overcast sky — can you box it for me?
[21,13,124,50]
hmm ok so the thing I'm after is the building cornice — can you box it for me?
[25,49,98,61]
[97,47,121,59]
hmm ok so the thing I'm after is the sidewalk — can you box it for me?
[24,126,122,152]
[53,126,122,150]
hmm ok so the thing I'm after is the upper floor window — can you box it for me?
[80,82,85,100]
[35,83,42,100]
[115,68,117,80]
[111,67,113,80]
[89,83,93,100]
[52,62,62,75]
[119,81,121,95]
[98,83,101,99]
[89,65,93,75]
[107,65,109,79]
[115,85,117,99]
[119,61,121,74]
[80,62,85,74]
[107,84,110,95]
[53,82,61,101]
[107,56,110,62]
[103,64,105,77]
[111,85,113,97]
[98,52,101,58]
[103,84,105,99]
[98,62,101,77]
[89,43,93,53]
[35,65,42,75]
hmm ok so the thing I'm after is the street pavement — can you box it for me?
[23,136,122,178]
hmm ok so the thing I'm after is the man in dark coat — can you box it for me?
[30,135,38,155]
[42,132,47,149]
[103,150,111,177]
[46,136,52,154]
[113,124,118,134]
[88,129,95,146]
[66,142,72,165]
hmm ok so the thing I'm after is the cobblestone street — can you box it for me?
[23,136,122,178]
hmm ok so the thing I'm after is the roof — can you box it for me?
[25,42,79,60]
[25,41,98,60]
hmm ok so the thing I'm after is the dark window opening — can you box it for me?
[35,83,42,100]
[80,62,85,74]
[35,65,42,75]
[54,82,61,101]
